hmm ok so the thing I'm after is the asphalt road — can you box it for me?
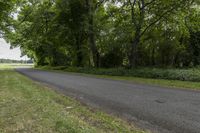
[16,68,200,133]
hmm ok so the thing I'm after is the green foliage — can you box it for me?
[1,0,200,68]
[38,66,200,91]
[0,0,16,36]
[39,66,200,82]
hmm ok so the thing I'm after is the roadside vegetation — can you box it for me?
[1,0,200,88]
[0,65,146,133]
[38,66,200,91]
[0,64,33,69]
[38,66,200,82]
[1,0,199,69]
[0,0,199,132]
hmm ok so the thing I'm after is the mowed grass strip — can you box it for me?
[0,68,146,133]
[37,67,200,91]
[94,75,200,91]
[38,66,200,82]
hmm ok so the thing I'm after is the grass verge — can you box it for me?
[37,66,200,91]
[37,66,200,82]
[95,75,200,91]
[0,66,145,133]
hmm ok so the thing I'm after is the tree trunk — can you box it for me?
[129,30,141,67]
[88,12,100,67]
[129,0,145,68]
[151,46,155,66]
[75,36,83,67]
[86,0,100,67]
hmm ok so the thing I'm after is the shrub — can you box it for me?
[40,66,200,82]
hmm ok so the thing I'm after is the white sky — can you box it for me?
[0,38,28,60]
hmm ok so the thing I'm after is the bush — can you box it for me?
[39,66,200,82]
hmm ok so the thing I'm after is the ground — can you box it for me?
[17,67,200,133]
[0,65,145,133]
[38,67,200,91]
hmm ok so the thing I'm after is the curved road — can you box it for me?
[16,68,200,133]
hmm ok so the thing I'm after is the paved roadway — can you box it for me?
[16,68,200,133]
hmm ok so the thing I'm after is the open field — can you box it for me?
[0,65,145,133]
[0,63,33,69]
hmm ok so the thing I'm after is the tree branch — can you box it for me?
[140,1,188,37]
[144,0,157,9]
[17,2,39,26]
[95,0,106,9]
[129,0,137,25]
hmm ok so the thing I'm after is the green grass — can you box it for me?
[0,63,33,69]
[38,66,200,91]
[94,75,200,91]
[0,66,146,133]
[38,66,200,82]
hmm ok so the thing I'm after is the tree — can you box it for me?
[0,0,16,37]
[116,0,195,67]
[3,0,200,68]
[85,0,106,67]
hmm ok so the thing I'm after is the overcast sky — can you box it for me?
[0,38,28,60]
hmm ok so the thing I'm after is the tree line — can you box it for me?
[0,58,32,64]
[1,0,200,68]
